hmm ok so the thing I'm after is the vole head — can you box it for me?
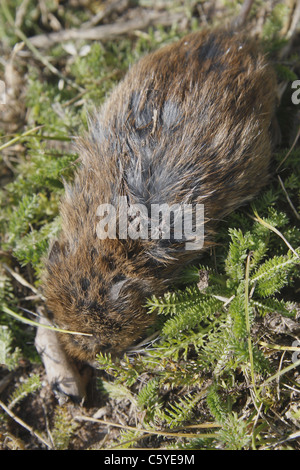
[43,238,159,362]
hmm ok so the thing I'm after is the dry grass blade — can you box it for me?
[0,399,52,448]
[245,253,258,399]
[2,262,40,296]
[276,126,300,172]
[253,210,299,258]
[2,305,93,337]
[260,358,300,388]
[74,415,219,440]
[0,126,43,153]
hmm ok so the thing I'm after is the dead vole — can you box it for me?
[42,28,277,366]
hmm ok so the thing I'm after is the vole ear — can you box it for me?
[48,240,70,265]
[109,278,128,301]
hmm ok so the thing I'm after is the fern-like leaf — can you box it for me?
[8,374,41,409]
[251,250,300,297]
[155,392,200,429]
[161,295,223,338]
[252,298,296,318]
[206,384,228,424]
[217,412,251,450]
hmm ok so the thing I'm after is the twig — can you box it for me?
[259,341,300,353]
[231,0,255,29]
[0,399,52,448]
[27,11,183,49]
[2,262,40,295]
[286,0,300,39]
[278,0,300,58]
[276,430,300,446]
[15,0,31,29]
[81,0,130,30]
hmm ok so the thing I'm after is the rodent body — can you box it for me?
[43,29,277,362]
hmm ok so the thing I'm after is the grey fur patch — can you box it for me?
[109,279,128,300]
[162,100,183,129]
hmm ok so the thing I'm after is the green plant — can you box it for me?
[51,405,79,450]
[7,374,41,410]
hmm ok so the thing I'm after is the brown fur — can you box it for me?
[43,28,277,362]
